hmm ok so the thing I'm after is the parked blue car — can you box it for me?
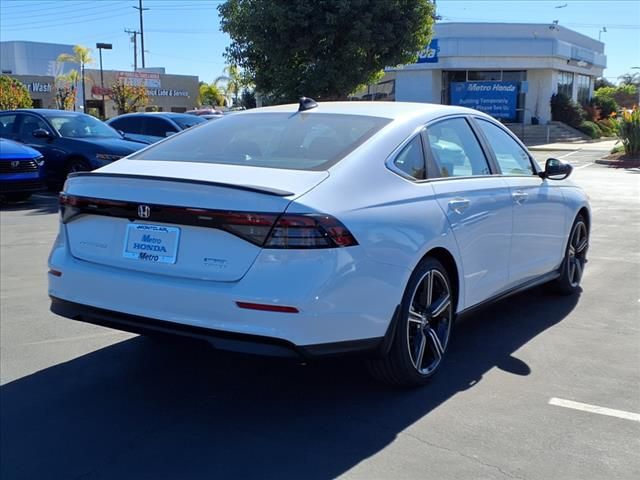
[106,112,207,145]
[0,109,145,189]
[0,138,45,201]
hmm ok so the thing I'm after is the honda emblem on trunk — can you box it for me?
[137,205,151,219]
[11,161,20,168]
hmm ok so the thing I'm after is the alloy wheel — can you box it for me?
[568,220,588,287]
[406,269,453,375]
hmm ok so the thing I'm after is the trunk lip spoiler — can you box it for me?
[68,172,295,197]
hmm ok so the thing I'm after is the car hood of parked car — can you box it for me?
[0,138,41,159]
[66,137,145,155]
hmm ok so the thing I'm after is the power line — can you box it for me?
[0,2,128,21]
[1,11,133,31]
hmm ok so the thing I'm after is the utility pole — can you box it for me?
[133,0,149,68]
[125,29,139,70]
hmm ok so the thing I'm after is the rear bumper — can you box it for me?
[50,296,385,359]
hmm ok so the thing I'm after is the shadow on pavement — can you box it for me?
[0,287,579,480]
[0,192,59,215]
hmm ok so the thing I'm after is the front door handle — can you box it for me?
[448,198,470,214]
[512,191,528,204]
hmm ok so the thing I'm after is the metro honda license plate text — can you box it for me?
[123,224,180,264]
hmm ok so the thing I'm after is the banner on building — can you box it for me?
[116,71,162,89]
[450,81,518,119]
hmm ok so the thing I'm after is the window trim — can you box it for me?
[385,125,428,181]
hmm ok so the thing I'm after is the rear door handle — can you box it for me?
[448,198,470,214]
[512,191,528,204]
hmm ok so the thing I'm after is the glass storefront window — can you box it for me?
[557,71,574,98]
[577,74,591,105]
[468,71,501,81]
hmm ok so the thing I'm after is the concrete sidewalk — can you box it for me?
[527,138,620,152]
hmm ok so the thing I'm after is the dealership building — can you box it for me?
[388,23,607,124]
[1,41,200,117]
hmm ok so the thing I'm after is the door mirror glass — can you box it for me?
[542,158,573,180]
[32,128,52,139]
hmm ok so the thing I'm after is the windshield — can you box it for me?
[45,113,121,139]
[171,115,207,130]
[131,112,390,170]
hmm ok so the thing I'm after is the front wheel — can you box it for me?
[368,257,454,387]
[552,214,588,295]
[67,158,91,177]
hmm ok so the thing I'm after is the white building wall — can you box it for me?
[395,69,439,103]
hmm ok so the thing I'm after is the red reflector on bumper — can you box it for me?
[48,269,62,277]
[236,302,299,314]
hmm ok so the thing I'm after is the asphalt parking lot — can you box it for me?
[1,151,639,480]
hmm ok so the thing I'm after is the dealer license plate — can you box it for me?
[123,224,180,264]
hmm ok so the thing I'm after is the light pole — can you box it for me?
[96,43,112,118]
[598,27,607,41]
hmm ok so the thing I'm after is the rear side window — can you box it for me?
[171,115,206,130]
[393,136,426,180]
[131,112,391,170]
[426,118,490,177]
[476,120,535,175]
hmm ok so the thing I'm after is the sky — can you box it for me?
[0,0,638,84]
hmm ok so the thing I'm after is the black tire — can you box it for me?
[66,158,91,177]
[552,214,588,295]
[367,256,454,387]
[5,192,32,201]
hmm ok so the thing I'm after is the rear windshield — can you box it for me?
[131,112,390,170]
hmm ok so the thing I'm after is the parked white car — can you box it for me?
[48,100,590,386]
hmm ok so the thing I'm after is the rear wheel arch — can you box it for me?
[577,206,590,233]
[420,247,460,314]
[64,155,91,172]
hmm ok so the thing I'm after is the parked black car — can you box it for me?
[0,109,144,188]
[106,112,207,145]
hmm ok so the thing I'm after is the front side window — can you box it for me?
[109,116,142,135]
[131,113,391,171]
[143,117,176,137]
[18,115,49,137]
[477,119,534,176]
[393,136,426,180]
[426,118,491,178]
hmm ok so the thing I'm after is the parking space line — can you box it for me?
[558,151,580,159]
[549,397,640,422]
[574,163,595,170]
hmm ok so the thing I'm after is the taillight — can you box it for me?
[59,194,357,248]
[264,214,358,249]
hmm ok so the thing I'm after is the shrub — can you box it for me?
[595,84,637,110]
[0,75,33,110]
[582,101,601,122]
[593,95,618,117]
[578,121,601,139]
[611,107,640,156]
[596,118,618,137]
[550,93,585,128]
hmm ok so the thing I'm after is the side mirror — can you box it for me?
[540,158,573,180]
[32,128,52,139]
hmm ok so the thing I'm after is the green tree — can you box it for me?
[199,81,225,107]
[0,75,32,109]
[57,45,94,112]
[110,80,149,115]
[54,69,79,110]
[219,0,434,102]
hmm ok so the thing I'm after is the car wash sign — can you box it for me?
[450,81,518,119]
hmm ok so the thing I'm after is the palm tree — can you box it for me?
[57,45,94,112]
[214,64,243,107]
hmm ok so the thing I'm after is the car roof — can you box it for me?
[245,101,491,121]
[111,112,193,118]
[8,109,84,116]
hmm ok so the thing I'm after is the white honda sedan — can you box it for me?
[48,100,590,386]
